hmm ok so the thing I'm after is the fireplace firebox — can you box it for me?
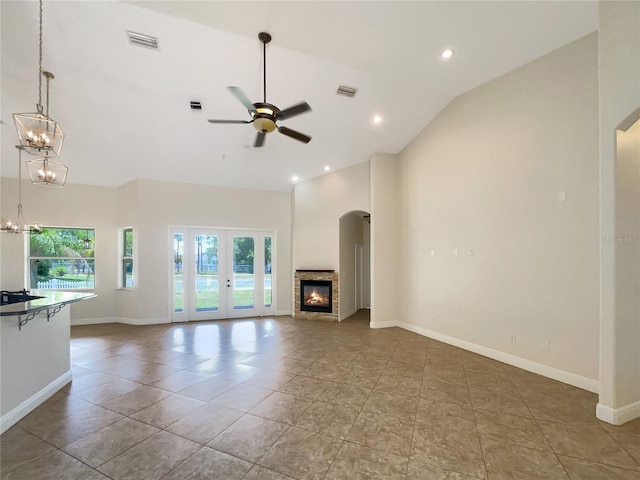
[300,280,332,313]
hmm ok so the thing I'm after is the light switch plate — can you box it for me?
[557,190,567,202]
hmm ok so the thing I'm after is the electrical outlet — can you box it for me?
[509,334,517,344]
[453,248,458,256]
[469,248,474,256]
[541,339,550,351]
[430,249,435,257]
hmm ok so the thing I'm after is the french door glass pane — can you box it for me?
[173,233,184,312]
[264,236,272,307]
[195,235,219,312]
[232,236,254,310]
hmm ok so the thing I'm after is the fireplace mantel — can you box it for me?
[296,269,335,273]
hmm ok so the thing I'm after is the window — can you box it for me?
[121,228,134,288]
[29,227,95,290]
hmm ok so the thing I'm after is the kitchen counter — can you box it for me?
[1,290,97,315]
[1,290,97,433]
[0,290,96,319]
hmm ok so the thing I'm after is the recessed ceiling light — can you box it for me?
[292,176,299,182]
[324,165,331,172]
[441,48,455,60]
[372,115,383,124]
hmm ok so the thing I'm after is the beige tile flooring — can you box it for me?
[2,310,639,479]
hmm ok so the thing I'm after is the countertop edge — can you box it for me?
[0,292,97,317]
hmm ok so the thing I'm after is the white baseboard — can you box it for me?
[597,400,640,425]
[397,322,599,393]
[1,370,72,435]
[71,316,118,326]
[118,317,171,326]
[370,320,398,329]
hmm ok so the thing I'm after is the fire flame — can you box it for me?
[304,288,329,305]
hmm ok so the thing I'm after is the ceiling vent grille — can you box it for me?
[336,85,357,98]
[126,30,159,50]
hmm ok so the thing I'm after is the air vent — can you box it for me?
[126,30,159,50]
[190,101,202,110]
[336,85,357,98]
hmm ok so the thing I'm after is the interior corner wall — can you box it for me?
[370,153,401,328]
[397,33,600,389]
[598,0,640,423]
[0,178,119,322]
[132,179,292,323]
[292,162,370,272]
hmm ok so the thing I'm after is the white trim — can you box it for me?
[397,322,599,393]
[370,320,397,329]
[0,370,72,434]
[597,400,640,425]
[118,317,170,325]
[71,316,118,326]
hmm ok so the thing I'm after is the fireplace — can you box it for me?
[300,280,332,313]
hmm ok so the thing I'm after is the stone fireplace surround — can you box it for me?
[294,270,339,321]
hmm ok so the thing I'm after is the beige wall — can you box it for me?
[123,179,292,322]
[614,120,640,409]
[0,179,119,322]
[292,162,370,271]
[598,0,640,424]
[0,178,292,323]
[370,153,401,328]
[397,33,599,388]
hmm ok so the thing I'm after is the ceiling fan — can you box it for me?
[208,32,312,148]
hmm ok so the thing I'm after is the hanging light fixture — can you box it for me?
[83,229,92,249]
[1,147,42,235]
[13,0,65,159]
[25,151,68,187]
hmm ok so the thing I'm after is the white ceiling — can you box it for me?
[1,1,598,192]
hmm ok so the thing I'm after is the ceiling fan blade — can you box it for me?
[278,101,311,120]
[207,119,253,124]
[254,131,266,148]
[278,126,311,144]
[227,86,256,112]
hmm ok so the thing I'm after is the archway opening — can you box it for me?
[338,210,371,322]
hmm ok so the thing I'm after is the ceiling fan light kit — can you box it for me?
[208,32,312,148]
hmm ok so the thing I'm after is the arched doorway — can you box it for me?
[338,210,371,321]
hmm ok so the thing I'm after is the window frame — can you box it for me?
[28,226,96,291]
[120,227,135,289]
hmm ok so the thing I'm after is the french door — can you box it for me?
[170,227,275,321]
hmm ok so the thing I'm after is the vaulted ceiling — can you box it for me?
[1,1,598,191]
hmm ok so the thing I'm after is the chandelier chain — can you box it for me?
[37,0,43,113]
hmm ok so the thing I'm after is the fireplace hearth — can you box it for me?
[300,280,332,313]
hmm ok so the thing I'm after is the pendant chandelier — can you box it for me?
[13,0,65,160]
[1,147,42,235]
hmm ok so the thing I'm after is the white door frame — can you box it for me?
[170,226,276,322]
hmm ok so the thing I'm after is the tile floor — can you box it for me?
[2,310,639,479]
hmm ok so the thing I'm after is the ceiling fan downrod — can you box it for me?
[258,32,271,104]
